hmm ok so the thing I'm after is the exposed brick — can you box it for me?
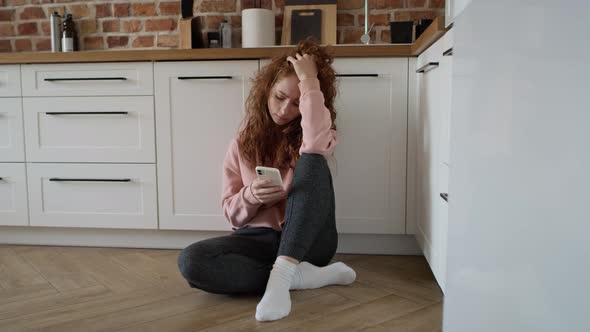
[47,6,65,17]
[123,20,143,32]
[68,4,89,18]
[53,0,78,3]
[341,28,376,44]
[0,9,14,22]
[198,0,236,13]
[159,1,180,15]
[0,40,11,52]
[18,22,38,35]
[106,36,129,48]
[337,13,354,27]
[241,0,271,10]
[157,34,178,47]
[0,23,14,37]
[113,3,130,17]
[8,0,26,5]
[19,7,46,20]
[381,29,390,43]
[408,0,427,7]
[78,19,97,34]
[369,0,404,9]
[31,0,52,4]
[95,3,112,18]
[429,0,445,8]
[84,36,103,50]
[275,14,282,29]
[393,10,437,22]
[102,19,120,32]
[205,15,225,29]
[35,38,51,51]
[15,38,32,51]
[40,21,50,35]
[145,18,176,32]
[132,35,154,47]
[132,3,156,16]
[230,15,241,26]
[337,0,363,10]
[359,14,391,26]
[274,0,285,11]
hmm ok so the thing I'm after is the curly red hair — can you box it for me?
[237,40,337,168]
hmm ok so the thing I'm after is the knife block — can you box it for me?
[179,17,204,49]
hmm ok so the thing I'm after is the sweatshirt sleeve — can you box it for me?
[298,78,338,156]
[221,139,263,228]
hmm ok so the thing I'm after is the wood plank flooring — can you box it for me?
[0,245,443,331]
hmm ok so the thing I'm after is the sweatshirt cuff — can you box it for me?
[244,184,263,206]
[298,78,321,94]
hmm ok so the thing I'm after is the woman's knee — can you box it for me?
[177,241,215,280]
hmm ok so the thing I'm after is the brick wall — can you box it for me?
[0,0,444,52]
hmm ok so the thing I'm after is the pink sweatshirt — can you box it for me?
[221,78,338,231]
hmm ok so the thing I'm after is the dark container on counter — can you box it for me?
[389,21,414,44]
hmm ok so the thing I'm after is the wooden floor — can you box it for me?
[0,245,443,332]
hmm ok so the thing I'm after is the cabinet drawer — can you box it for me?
[0,65,21,97]
[23,96,155,163]
[0,98,25,162]
[27,163,157,229]
[21,62,153,96]
[0,163,29,226]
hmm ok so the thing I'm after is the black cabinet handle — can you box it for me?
[440,193,448,202]
[44,77,128,82]
[178,76,233,80]
[336,74,379,77]
[416,62,439,73]
[45,112,129,115]
[0,177,3,180]
[443,47,453,56]
[49,178,132,182]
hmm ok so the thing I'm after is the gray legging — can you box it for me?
[177,153,338,295]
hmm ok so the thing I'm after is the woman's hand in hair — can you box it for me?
[287,53,318,81]
[250,179,287,205]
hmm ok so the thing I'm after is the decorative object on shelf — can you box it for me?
[389,21,414,44]
[219,20,232,48]
[360,0,372,44]
[50,11,62,52]
[415,19,433,40]
[281,0,336,45]
[178,0,205,49]
[61,13,77,52]
[242,1,275,48]
[207,32,221,48]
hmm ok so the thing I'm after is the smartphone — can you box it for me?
[255,166,283,187]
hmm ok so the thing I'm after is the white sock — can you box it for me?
[290,261,357,290]
[255,257,297,322]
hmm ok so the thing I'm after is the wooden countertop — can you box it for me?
[0,17,445,64]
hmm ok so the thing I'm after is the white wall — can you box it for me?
[444,1,590,331]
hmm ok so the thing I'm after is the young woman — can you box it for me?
[177,40,356,322]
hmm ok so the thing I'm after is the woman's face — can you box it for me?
[267,74,301,126]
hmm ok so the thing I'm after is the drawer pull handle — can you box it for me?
[0,177,3,180]
[416,62,439,73]
[443,47,453,56]
[336,74,379,77]
[440,193,448,202]
[45,112,129,115]
[49,178,132,182]
[44,77,128,82]
[178,76,233,80]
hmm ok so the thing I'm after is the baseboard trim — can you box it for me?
[0,226,422,255]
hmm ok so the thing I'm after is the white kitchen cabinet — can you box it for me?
[155,60,258,231]
[27,163,157,229]
[0,98,25,162]
[0,163,28,226]
[330,58,408,234]
[413,30,453,291]
[0,65,21,97]
[22,96,155,163]
[21,62,153,97]
[445,0,472,27]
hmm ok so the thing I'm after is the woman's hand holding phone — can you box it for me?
[250,178,287,205]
